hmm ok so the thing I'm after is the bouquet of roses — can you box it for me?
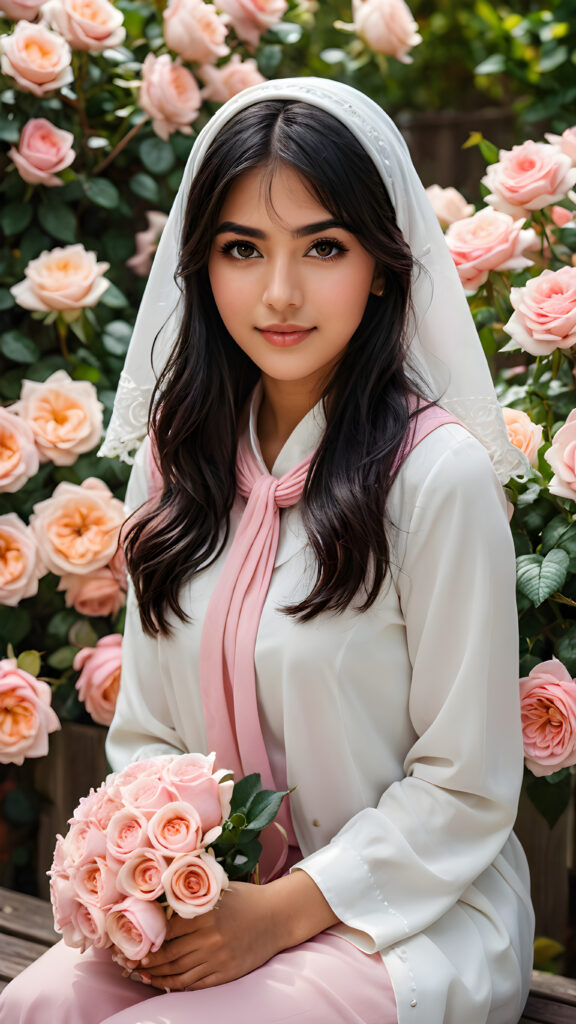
[49,752,287,962]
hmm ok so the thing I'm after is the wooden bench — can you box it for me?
[1,887,575,1021]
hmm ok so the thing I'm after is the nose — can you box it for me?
[262,257,303,312]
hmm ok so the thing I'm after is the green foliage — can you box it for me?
[209,774,290,881]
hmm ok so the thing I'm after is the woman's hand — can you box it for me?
[135,871,339,991]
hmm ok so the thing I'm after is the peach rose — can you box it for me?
[13,370,103,466]
[501,408,542,467]
[217,0,287,47]
[0,407,39,493]
[545,127,576,164]
[106,896,166,961]
[8,117,75,187]
[551,205,573,228]
[198,54,265,102]
[425,185,475,229]
[72,786,122,829]
[116,848,168,900]
[0,514,45,606]
[545,409,576,499]
[74,633,122,727]
[0,21,72,96]
[520,659,576,776]
[58,564,126,617]
[350,0,421,63]
[71,900,110,950]
[49,870,77,938]
[30,478,125,575]
[60,818,107,868]
[0,0,45,20]
[71,856,121,909]
[106,806,150,862]
[148,801,203,856]
[0,659,60,765]
[164,752,227,832]
[445,208,537,292]
[163,0,229,64]
[139,52,201,142]
[125,211,168,278]
[121,776,179,815]
[482,141,576,218]
[504,266,576,356]
[11,244,110,312]
[162,850,228,918]
[42,0,126,51]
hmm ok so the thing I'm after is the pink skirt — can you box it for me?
[0,931,397,1024]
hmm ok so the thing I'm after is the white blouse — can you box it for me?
[107,391,534,1024]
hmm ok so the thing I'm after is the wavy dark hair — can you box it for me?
[124,99,429,636]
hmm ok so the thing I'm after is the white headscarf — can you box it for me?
[99,76,527,483]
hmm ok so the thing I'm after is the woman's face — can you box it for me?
[208,163,378,394]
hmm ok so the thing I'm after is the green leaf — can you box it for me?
[47,609,78,640]
[230,773,262,814]
[139,137,175,175]
[0,330,40,364]
[538,44,568,73]
[48,645,78,670]
[478,138,500,165]
[257,44,282,77]
[516,549,569,607]
[68,620,99,648]
[474,54,507,75]
[525,770,572,828]
[244,788,288,832]
[83,177,120,210]
[17,650,42,677]
[541,515,576,561]
[0,606,31,647]
[102,319,133,356]
[268,21,302,44]
[0,204,33,236]
[0,287,15,311]
[554,623,576,675]
[0,118,20,144]
[319,48,348,64]
[129,173,160,202]
[37,201,77,243]
[100,282,129,309]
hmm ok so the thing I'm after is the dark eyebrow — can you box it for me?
[214,218,347,239]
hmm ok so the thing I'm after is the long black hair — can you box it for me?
[124,99,427,636]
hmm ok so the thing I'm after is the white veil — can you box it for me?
[99,76,527,483]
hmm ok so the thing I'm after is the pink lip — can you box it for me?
[257,325,315,347]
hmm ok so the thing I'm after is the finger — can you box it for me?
[146,963,214,992]
[142,940,207,974]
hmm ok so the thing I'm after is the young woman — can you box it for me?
[0,78,534,1024]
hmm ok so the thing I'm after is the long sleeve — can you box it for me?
[294,432,524,952]
[105,440,186,772]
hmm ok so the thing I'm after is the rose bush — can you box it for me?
[0,21,72,95]
[73,633,122,726]
[349,0,422,64]
[0,659,60,764]
[13,370,103,465]
[11,245,111,312]
[0,514,45,605]
[8,118,75,186]
[520,659,576,777]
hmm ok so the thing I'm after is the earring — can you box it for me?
[371,281,384,297]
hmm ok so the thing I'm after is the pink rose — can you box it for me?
[42,0,126,51]
[106,806,150,862]
[13,370,103,466]
[60,819,107,868]
[0,407,39,492]
[504,266,576,356]
[71,856,120,909]
[545,409,576,500]
[106,896,166,961]
[58,563,127,618]
[121,776,179,814]
[350,0,421,63]
[425,185,475,229]
[482,141,576,218]
[217,0,287,47]
[501,408,542,467]
[164,753,226,832]
[163,0,230,64]
[139,53,201,143]
[30,478,125,575]
[72,786,123,829]
[445,208,537,292]
[551,205,573,228]
[520,659,576,776]
[116,848,168,900]
[0,0,45,20]
[0,514,45,606]
[74,634,122,727]
[125,211,168,278]
[198,54,265,102]
[49,870,76,935]
[11,244,110,312]
[72,901,110,950]
[162,850,228,918]
[545,127,576,164]
[0,22,72,96]
[8,117,75,187]
[148,801,203,856]
[0,659,60,765]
